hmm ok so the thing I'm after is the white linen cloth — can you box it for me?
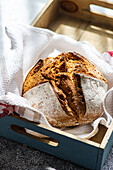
[0,24,113,139]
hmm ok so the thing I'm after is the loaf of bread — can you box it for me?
[22,52,107,127]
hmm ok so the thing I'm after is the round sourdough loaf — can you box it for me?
[22,52,107,127]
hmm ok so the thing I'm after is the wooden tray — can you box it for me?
[0,0,113,169]
[31,0,113,53]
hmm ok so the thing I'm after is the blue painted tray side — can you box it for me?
[97,132,113,169]
[0,115,102,170]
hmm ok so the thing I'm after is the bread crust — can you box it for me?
[22,52,107,127]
